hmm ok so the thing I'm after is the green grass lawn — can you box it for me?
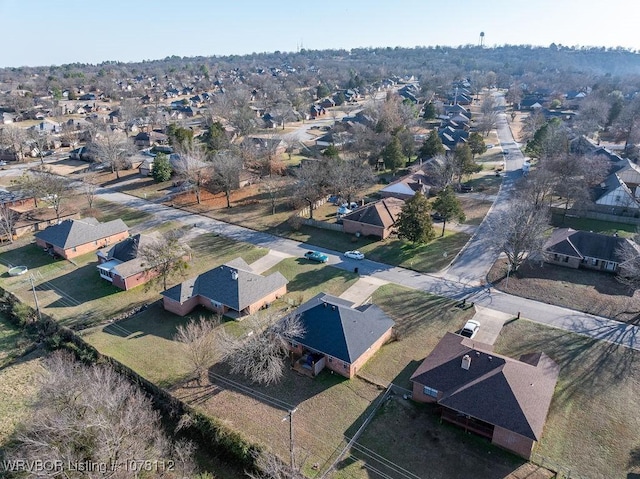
[83,257,358,387]
[0,232,269,329]
[91,198,154,227]
[494,319,640,478]
[364,284,475,385]
[263,257,359,304]
[550,212,638,237]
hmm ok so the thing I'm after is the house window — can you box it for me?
[423,386,438,398]
[591,258,598,266]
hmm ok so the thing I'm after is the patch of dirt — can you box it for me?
[488,259,640,324]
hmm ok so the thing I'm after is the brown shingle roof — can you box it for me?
[411,332,559,441]
[341,198,404,228]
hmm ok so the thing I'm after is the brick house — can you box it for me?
[161,258,287,317]
[341,198,404,239]
[34,218,129,260]
[96,232,187,290]
[286,293,395,379]
[543,228,640,272]
[410,332,559,459]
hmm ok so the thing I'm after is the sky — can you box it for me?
[1,0,638,68]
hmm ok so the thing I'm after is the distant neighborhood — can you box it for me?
[2,45,640,479]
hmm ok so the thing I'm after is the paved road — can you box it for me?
[92,185,640,351]
[440,92,525,285]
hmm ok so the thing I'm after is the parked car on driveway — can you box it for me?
[459,319,480,339]
[344,250,365,260]
[304,251,329,263]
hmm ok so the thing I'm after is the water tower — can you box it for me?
[479,31,485,47]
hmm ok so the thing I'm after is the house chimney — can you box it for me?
[461,354,471,370]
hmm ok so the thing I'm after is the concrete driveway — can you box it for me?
[339,276,389,306]
[467,305,515,345]
[249,250,293,274]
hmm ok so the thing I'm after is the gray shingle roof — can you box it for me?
[161,258,287,312]
[35,217,128,249]
[544,228,635,263]
[288,293,395,364]
[411,332,559,441]
[104,232,164,278]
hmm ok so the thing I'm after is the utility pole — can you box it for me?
[29,273,42,320]
[282,407,297,468]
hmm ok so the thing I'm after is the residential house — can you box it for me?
[341,197,404,239]
[34,217,129,260]
[543,228,639,272]
[133,131,169,148]
[379,169,432,199]
[310,105,326,118]
[96,232,184,290]
[410,332,559,459]
[286,293,395,379]
[161,258,287,317]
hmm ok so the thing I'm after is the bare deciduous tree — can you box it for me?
[138,231,190,290]
[0,125,27,162]
[292,160,330,220]
[174,146,210,205]
[485,198,550,272]
[246,450,306,479]
[27,128,51,165]
[210,150,243,208]
[219,314,304,386]
[0,206,19,243]
[175,315,221,384]
[82,172,99,210]
[88,128,134,179]
[7,351,195,479]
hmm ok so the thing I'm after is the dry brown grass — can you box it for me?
[495,319,640,478]
[488,258,640,324]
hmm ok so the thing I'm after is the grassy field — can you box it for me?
[82,257,358,387]
[0,231,268,329]
[550,212,638,237]
[494,318,640,479]
[488,258,640,323]
[0,314,44,446]
[90,198,154,227]
[170,285,525,479]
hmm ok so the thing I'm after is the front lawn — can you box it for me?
[488,258,640,323]
[0,232,269,329]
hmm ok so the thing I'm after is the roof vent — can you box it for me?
[323,302,327,307]
[461,354,471,370]
[488,356,493,361]
[331,305,336,310]
[475,351,480,356]
[231,271,238,281]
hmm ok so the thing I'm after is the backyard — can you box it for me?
[494,318,640,478]
[81,265,533,479]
